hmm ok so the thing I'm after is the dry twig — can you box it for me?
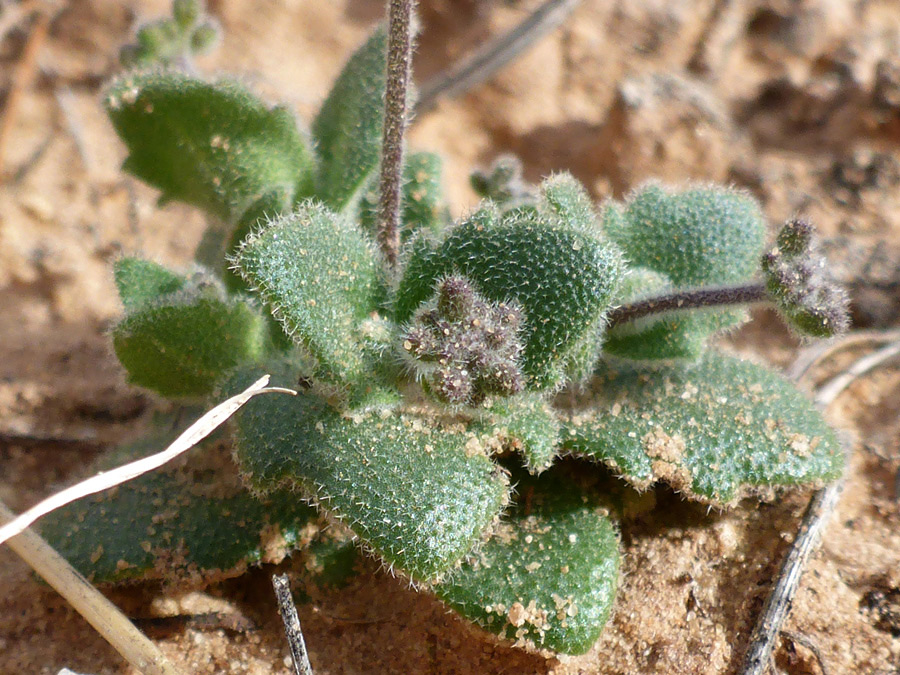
[272,574,314,675]
[740,336,900,675]
[0,499,183,675]
[414,0,582,116]
[0,375,295,545]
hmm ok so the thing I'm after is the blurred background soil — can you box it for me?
[1,1,899,673]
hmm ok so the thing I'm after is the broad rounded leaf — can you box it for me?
[39,439,319,585]
[113,276,265,398]
[106,70,315,222]
[602,184,766,360]
[230,367,510,581]
[562,351,843,504]
[231,201,381,387]
[434,468,619,654]
[395,181,624,389]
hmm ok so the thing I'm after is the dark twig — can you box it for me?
[781,630,830,675]
[785,328,900,382]
[0,7,50,179]
[415,0,582,116]
[272,574,314,675]
[376,0,416,269]
[740,338,900,675]
[605,282,768,330]
[739,474,844,675]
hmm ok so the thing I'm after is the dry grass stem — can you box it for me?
[415,0,582,115]
[741,337,900,674]
[0,375,295,546]
[0,499,183,675]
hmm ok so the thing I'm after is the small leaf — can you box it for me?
[106,70,315,222]
[312,26,387,211]
[433,467,619,654]
[395,180,624,389]
[359,151,450,240]
[223,187,293,293]
[39,438,320,585]
[113,274,265,398]
[538,172,597,232]
[602,184,766,360]
[231,201,381,388]
[114,257,186,311]
[230,366,510,581]
[563,351,843,504]
[477,394,561,473]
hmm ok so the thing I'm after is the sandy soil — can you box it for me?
[1,1,899,673]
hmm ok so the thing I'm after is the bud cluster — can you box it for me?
[469,154,536,207]
[762,219,850,337]
[401,276,525,406]
[120,0,220,69]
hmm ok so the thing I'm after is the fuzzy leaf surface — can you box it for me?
[230,367,510,581]
[359,151,449,240]
[395,191,623,389]
[106,70,315,221]
[39,439,319,585]
[434,468,619,654]
[562,351,843,504]
[478,394,562,473]
[232,202,380,387]
[312,26,387,210]
[113,277,265,398]
[114,257,186,311]
[602,184,765,360]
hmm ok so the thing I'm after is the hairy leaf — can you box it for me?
[39,438,319,585]
[477,394,562,473]
[602,184,766,360]
[113,274,265,398]
[230,366,510,581]
[563,351,843,504]
[231,201,380,387]
[395,179,624,388]
[312,26,387,211]
[106,70,315,222]
[114,257,186,312]
[434,467,619,654]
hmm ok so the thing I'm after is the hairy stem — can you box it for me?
[377,0,416,269]
[606,282,768,330]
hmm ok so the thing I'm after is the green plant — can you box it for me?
[41,0,848,657]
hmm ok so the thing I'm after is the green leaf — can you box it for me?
[223,187,293,293]
[106,70,315,222]
[434,467,619,654]
[477,394,561,473]
[231,201,381,388]
[359,151,450,240]
[113,274,265,398]
[312,26,387,211]
[229,366,510,581]
[392,231,451,324]
[395,179,624,389]
[39,437,319,585]
[114,257,185,312]
[538,172,597,232]
[602,184,766,360]
[563,351,844,504]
